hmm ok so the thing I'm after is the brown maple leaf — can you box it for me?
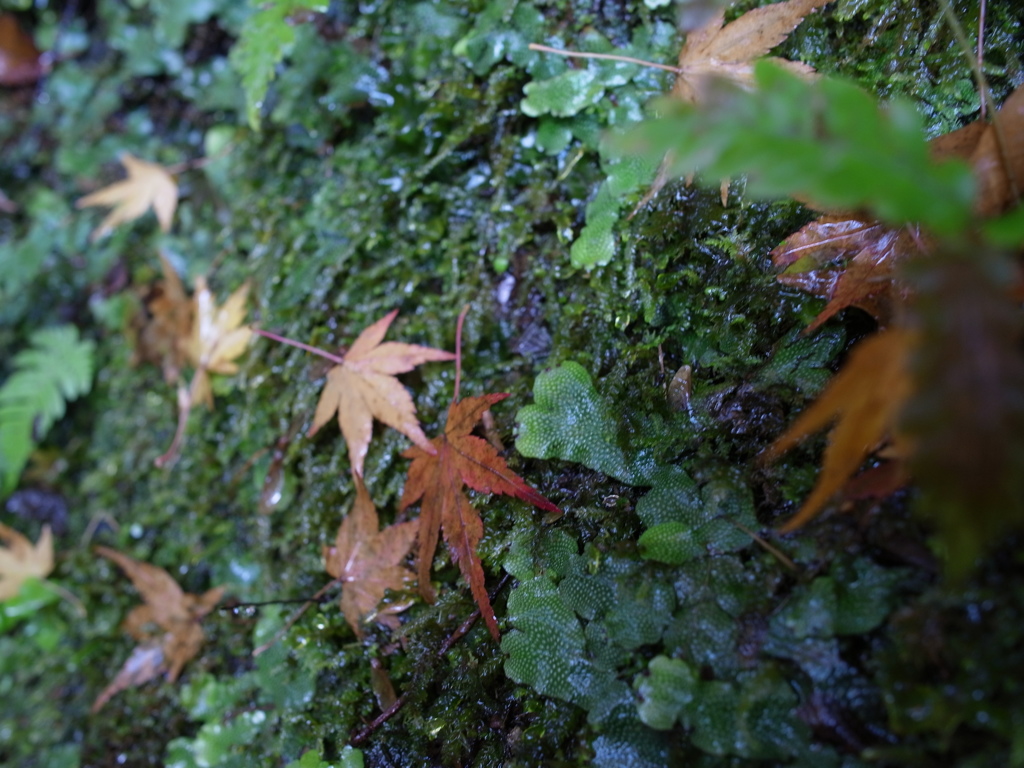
[772,215,923,332]
[323,476,418,638]
[0,14,44,86]
[304,310,456,478]
[92,546,223,713]
[0,522,53,601]
[760,328,915,532]
[672,0,829,105]
[400,392,560,640]
[130,251,193,383]
[76,153,179,241]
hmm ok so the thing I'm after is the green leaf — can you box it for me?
[229,0,328,130]
[521,68,605,118]
[638,469,757,564]
[515,361,640,483]
[634,655,698,730]
[502,575,587,703]
[0,325,95,495]
[0,578,59,634]
[617,61,976,237]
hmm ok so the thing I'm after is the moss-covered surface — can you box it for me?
[1,0,1023,766]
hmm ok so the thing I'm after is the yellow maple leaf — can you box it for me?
[761,329,915,532]
[155,276,252,467]
[0,522,53,601]
[76,153,179,241]
[185,276,253,410]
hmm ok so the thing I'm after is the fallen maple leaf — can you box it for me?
[399,309,560,639]
[0,522,53,600]
[92,546,223,713]
[761,329,915,532]
[0,14,44,86]
[772,215,921,331]
[130,251,193,383]
[76,153,179,241]
[156,276,252,467]
[185,276,253,410]
[287,310,456,478]
[323,476,418,638]
[672,0,829,105]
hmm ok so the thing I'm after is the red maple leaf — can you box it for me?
[398,313,560,640]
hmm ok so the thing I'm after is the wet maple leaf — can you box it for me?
[76,153,179,241]
[400,392,560,640]
[772,215,922,331]
[323,476,418,638]
[672,0,829,105]
[761,329,915,532]
[92,546,223,713]
[307,310,455,478]
[0,522,53,601]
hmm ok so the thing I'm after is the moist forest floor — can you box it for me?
[1,1,1024,767]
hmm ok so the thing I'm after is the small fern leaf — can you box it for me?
[0,325,95,494]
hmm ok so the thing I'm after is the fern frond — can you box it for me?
[0,326,95,494]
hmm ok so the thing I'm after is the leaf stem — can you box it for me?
[252,578,341,657]
[252,327,346,365]
[452,305,470,404]
[528,43,680,74]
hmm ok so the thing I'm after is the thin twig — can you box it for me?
[939,0,1017,203]
[977,0,987,119]
[729,520,799,572]
[41,579,87,617]
[154,384,192,468]
[252,578,341,657]
[252,327,346,365]
[528,43,679,74]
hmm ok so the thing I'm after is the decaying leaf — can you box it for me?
[0,522,53,600]
[672,0,829,105]
[76,153,179,241]
[761,329,915,532]
[92,546,223,712]
[130,252,193,383]
[772,215,922,331]
[400,393,560,640]
[0,14,44,86]
[323,476,417,638]
[308,310,455,477]
[773,85,1024,334]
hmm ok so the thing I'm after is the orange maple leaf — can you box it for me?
[92,546,223,712]
[400,392,560,640]
[323,476,418,638]
[761,329,915,532]
[305,310,455,477]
